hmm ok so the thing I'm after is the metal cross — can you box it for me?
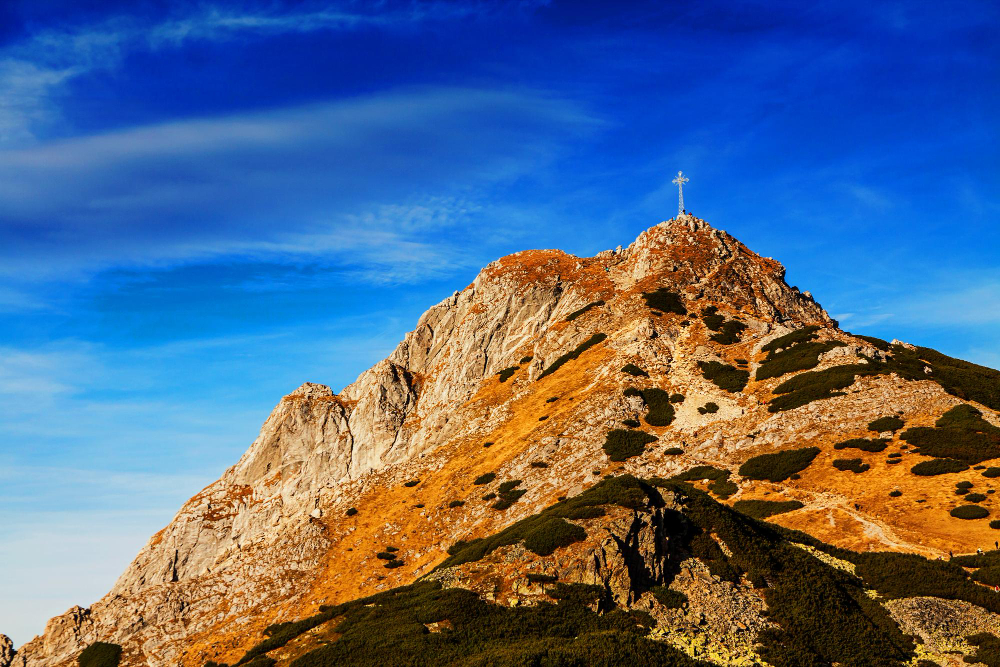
[671,171,689,217]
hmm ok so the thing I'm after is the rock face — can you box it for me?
[7,214,999,666]
[1,635,15,667]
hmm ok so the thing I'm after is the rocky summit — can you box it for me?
[6,215,1000,667]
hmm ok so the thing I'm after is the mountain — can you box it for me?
[6,215,1000,667]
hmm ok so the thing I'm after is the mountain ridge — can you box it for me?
[6,214,1000,667]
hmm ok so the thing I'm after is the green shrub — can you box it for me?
[603,429,657,461]
[850,549,1000,616]
[761,326,821,353]
[78,643,122,667]
[492,481,526,510]
[621,363,648,377]
[755,340,847,381]
[522,517,587,556]
[482,493,497,501]
[951,505,989,519]
[698,402,719,415]
[237,602,347,664]
[833,458,870,474]
[384,559,404,569]
[710,320,747,345]
[243,660,275,667]
[909,346,1000,411]
[672,465,728,482]
[739,447,821,482]
[664,447,684,455]
[546,582,606,605]
[649,586,687,609]
[376,551,397,560]
[767,363,867,412]
[286,579,705,667]
[951,552,1000,568]
[639,388,676,426]
[641,288,686,315]
[491,493,525,509]
[769,343,1000,413]
[623,387,642,397]
[991,520,1000,529]
[698,361,749,392]
[538,333,608,379]
[835,438,888,453]
[702,311,725,330]
[530,461,549,468]
[886,459,902,465]
[498,480,522,494]
[442,476,660,568]
[957,480,974,488]
[669,393,685,403]
[449,500,466,508]
[520,355,533,364]
[346,507,358,516]
[672,465,737,499]
[538,415,548,421]
[403,479,420,487]
[900,404,1000,464]
[986,467,1000,478]
[965,493,987,502]
[889,490,902,497]
[473,472,496,485]
[385,546,398,552]
[956,488,969,495]
[868,416,905,432]
[888,452,902,458]
[733,499,804,519]
[565,300,604,322]
[492,492,526,510]
[498,366,519,382]
[910,459,969,476]
[964,633,1000,667]
[854,334,891,351]
[526,573,557,583]
[483,441,493,448]
[561,505,606,519]
[622,418,640,428]
[546,396,558,403]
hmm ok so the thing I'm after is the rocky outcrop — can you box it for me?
[573,502,686,606]
[1,635,15,667]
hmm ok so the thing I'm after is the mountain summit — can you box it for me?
[7,215,1000,667]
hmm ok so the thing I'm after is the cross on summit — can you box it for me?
[672,171,689,218]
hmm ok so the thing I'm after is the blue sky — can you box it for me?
[0,0,997,645]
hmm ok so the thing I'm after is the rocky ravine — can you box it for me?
[5,214,1000,667]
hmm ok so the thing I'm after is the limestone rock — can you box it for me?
[0,635,14,667]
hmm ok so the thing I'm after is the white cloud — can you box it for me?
[890,279,1000,327]
[0,1,545,145]
[0,86,595,281]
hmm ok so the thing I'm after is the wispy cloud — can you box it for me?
[0,86,596,281]
[0,1,543,144]
[886,277,1000,327]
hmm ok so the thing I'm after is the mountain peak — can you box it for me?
[10,217,1000,667]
